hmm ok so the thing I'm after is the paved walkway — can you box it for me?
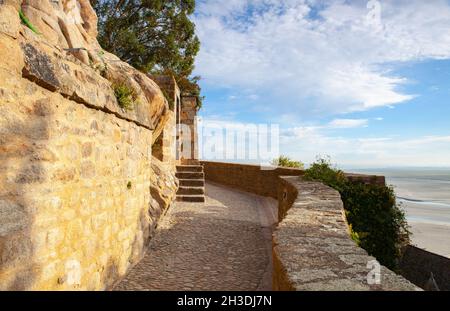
[114,182,277,291]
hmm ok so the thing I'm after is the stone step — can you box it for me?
[177,186,205,195]
[179,179,205,187]
[176,195,205,203]
[176,165,203,173]
[181,159,200,166]
[175,171,204,179]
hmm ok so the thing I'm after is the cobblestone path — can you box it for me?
[114,182,277,291]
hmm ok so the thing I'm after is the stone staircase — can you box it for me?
[176,165,205,202]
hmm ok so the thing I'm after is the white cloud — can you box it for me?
[194,0,450,115]
[198,117,450,167]
[280,127,450,167]
[328,118,368,128]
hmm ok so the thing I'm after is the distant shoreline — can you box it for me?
[350,168,450,258]
[397,197,450,208]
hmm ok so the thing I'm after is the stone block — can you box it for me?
[81,142,93,158]
[80,161,95,179]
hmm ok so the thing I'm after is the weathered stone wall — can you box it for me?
[201,161,385,199]
[0,79,154,290]
[0,1,177,290]
[201,161,304,198]
[399,245,450,291]
[273,176,419,291]
[180,96,198,162]
[346,173,385,187]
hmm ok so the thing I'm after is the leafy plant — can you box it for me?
[303,157,347,191]
[113,83,135,110]
[271,155,304,169]
[19,10,39,34]
[304,157,411,270]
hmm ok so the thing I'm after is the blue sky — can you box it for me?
[192,0,450,167]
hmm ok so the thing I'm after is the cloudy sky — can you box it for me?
[192,0,450,167]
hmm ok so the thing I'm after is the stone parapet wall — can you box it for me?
[273,176,419,291]
[201,161,304,198]
[346,173,385,187]
[201,161,385,199]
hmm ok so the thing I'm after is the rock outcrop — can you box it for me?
[149,157,179,236]
[0,1,178,290]
[1,0,169,129]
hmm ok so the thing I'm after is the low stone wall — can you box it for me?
[399,245,450,291]
[346,173,386,187]
[273,176,419,291]
[201,161,304,198]
[201,161,386,199]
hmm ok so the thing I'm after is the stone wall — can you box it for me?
[201,161,385,199]
[346,173,385,187]
[0,1,177,290]
[0,80,155,290]
[201,161,304,198]
[180,96,199,162]
[273,176,419,291]
[399,245,450,291]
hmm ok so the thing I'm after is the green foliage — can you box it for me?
[113,83,135,110]
[177,75,204,109]
[304,158,411,270]
[160,88,174,110]
[271,155,304,169]
[19,10,39,34]
[93,0,202,104]
[303,157,346,191]
[341,182,410,269]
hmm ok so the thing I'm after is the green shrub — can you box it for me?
[341,182,410,269]
[271,155,304,169]
[304,158,410,270]
[113,83,135,110]
[303,158,346,191]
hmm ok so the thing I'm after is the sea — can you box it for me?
[350,168,450,258]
